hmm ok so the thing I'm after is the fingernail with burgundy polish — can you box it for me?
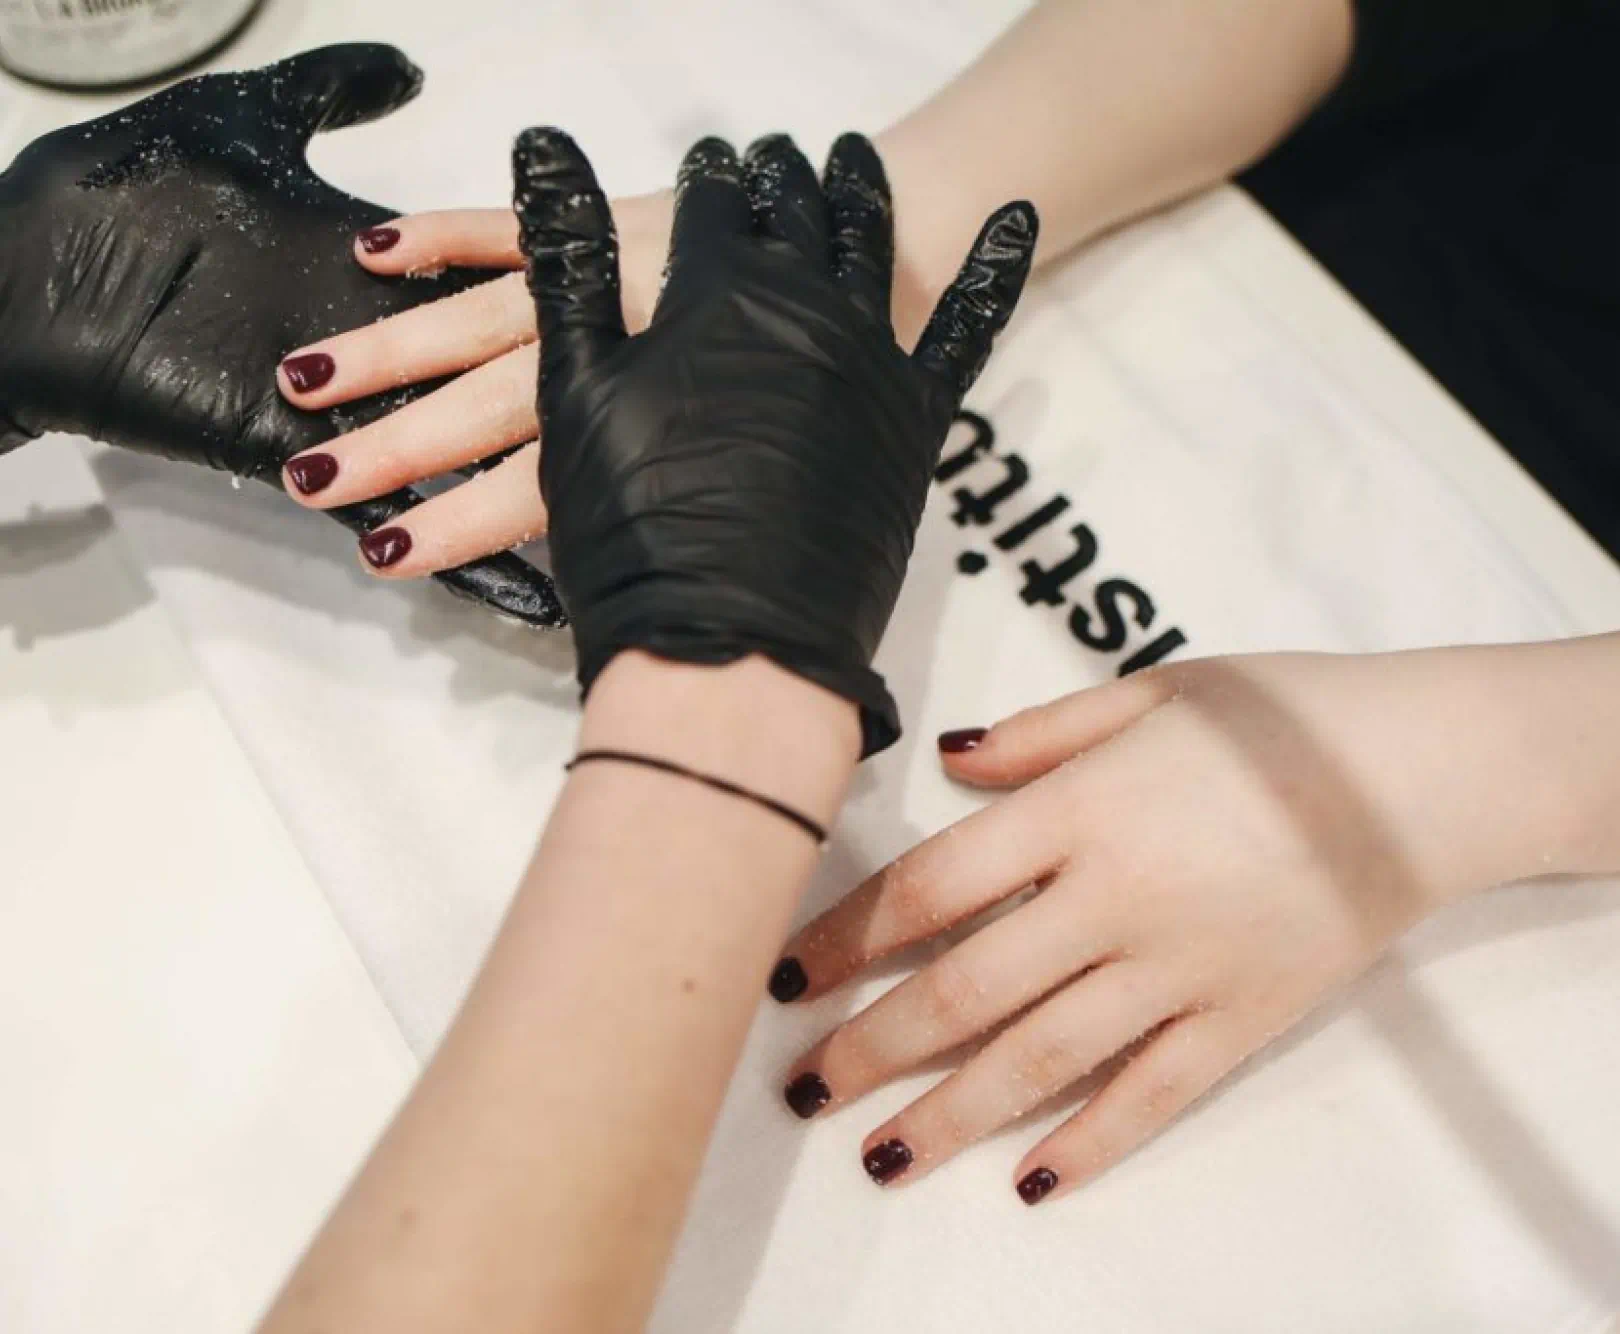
[863,1139,913,1185]
[784,1072,831,1120]
[360,527,412,569]
[358,226,401,254]
[281,352,336,395]
[1017,1168,1058,1206]
[768,957,808,1003]
[284,452,338,496]
[938,728,987,754]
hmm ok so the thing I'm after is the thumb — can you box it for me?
[262,44,424,141]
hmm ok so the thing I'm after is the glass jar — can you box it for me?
[0,0,263,91]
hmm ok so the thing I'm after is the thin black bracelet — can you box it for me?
[564,748,829,846]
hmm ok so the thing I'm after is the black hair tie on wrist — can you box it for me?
[564,749,829,846]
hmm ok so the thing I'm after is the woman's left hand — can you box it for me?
[773,645,1580,1204]
[273,194,674,579]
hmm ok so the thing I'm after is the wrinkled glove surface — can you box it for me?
[514,127,1037,754]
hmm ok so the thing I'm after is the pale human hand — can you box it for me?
[772,645,1582,1204]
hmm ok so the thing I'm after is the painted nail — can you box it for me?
[938,728,987,754]
[284,452,338,496]
[1017,1167,1058,1205]
[281,352,336,394]
[768,957,808,1003]
[357,226,401,254]
[360,526,412,569]
[784,1072,832,1120]
[863,1139,913,1185]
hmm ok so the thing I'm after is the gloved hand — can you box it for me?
[0,44,563,627]
[514,129,1037,754]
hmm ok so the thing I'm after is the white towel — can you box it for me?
[8,1,1620,1329]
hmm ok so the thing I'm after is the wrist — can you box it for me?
[1413,636,1620,893]
[1500,633,1620,878]
[578,650,861,832]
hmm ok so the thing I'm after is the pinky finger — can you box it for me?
[355,208,523,274]
[1012,1013,1241,1207]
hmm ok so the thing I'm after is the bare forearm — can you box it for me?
[260,653,859,1333]
[879,0,1356,338]
[1493,632,1620,878]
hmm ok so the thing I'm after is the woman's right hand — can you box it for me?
[513,127,1036,753]
[274,192,673,578]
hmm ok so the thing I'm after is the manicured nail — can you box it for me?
[360,526,412,569]
[358,226,401,254]
[1017,1167,1058,1205]
[938,728,987,754]
[284,452,338,496]
[281,352,336,394]
[768,957,808,1003]
[863,1139,913,1185]
[784,1072,832,1120]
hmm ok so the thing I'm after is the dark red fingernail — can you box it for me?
[281,352,336,394]
[938,728,987,754]
[784,1072,831,1119]
[863,1139,913,1185]
[360,526,412,569]
[284,452,338,495]
[768,957,808,1003]
[358,226,401,254]
[1017,1168,1058,1205]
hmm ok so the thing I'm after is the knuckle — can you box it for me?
[828,1018,887,1085]
[1013,1029,1081,1094]
[915,954,986,1034]
[914,1092,973,1150]
[360,318,408,370]
[879,857,944,938]
[1134,1061,1195,1119]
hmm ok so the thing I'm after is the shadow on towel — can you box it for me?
[88,449,579,717]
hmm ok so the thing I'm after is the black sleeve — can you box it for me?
[1317,0,1608,125]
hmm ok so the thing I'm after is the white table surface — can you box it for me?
[4,3,1620,1331]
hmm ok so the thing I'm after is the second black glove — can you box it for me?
[515,128,1036,754]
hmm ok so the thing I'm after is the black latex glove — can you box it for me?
[0,44,563,627]
[514,128,1036,754]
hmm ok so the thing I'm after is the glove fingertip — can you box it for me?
[678,136,742,190]
[824,132,889,195]
[512,126,600,255]
[513,125,583,169]
[267,43,424,136]
[983,200,1040,260]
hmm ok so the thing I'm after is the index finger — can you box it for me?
[769,780,1069,1003]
